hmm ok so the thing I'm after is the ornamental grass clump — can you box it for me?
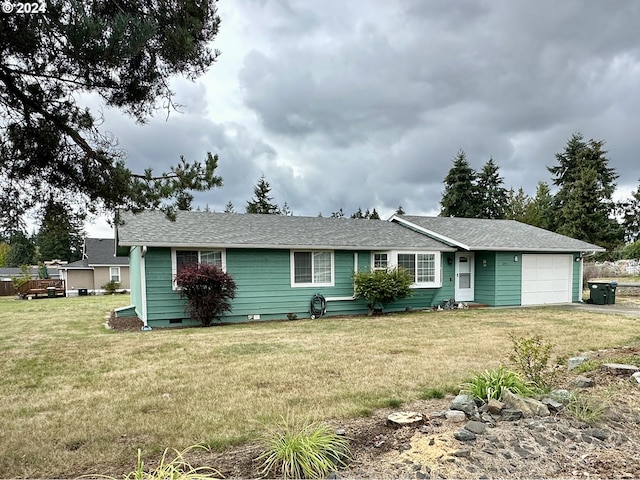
[174,263,237,326]
[257,417,351,479]
[462,365,533,402]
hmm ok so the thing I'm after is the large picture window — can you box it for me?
[291,251,334,287]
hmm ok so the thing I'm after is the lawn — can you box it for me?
[1,295,639,478]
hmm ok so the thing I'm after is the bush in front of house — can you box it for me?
[175,263,237,326]
[353,267,413,315]
[103,280,120,295]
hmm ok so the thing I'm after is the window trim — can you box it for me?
[290,250,335,288]
[389,251,442,288]
[171,248,227,290]
[109,266,121,283]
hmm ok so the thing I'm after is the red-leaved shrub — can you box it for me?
[174,263,237,326]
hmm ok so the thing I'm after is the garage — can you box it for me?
[521,254,573,305]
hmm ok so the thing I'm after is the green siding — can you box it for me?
[128,246,144,318]
[474,252,496,305]
[572,254,582,302]
[494,252,522,306]
[135,248,453,326]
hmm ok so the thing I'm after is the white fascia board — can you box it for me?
[389,216,471,250]
[119,241,456,252]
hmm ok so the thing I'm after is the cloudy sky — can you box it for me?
[89,0,640,237]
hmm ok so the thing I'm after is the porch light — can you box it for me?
[514,255,518,262]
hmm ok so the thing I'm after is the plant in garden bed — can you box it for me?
[509,334,556,392]
[257,416,351,479]
[175,263,237,326]
[103,280,120,295]
[92,446,221,479]
[353,267,413,315]
[462,365,533,401]
[566,392,608,424]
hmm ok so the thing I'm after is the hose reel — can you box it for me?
[309,293,326,319]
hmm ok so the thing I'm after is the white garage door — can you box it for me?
[521,254,573,305]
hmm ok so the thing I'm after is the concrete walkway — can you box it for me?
[560,302,640,317]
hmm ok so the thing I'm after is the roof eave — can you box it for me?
[117,241,456,252]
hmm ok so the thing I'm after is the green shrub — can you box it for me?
[103,280,120,295]
[509,334,555,391]
[257,417,351,479]
[353,267,413,315]
[462,365,533,401]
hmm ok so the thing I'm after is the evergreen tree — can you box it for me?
[505,187,531,223]
[224,201,235,213]
[280,202,293,216]
[524,182,554,230]
[369,208,380,220]
[440,150,480,217]
[35,198,84,262]
[331,208,345,218]
[477,158,508,219]
[0,242,10,267]
[6,232,35,267]
[246,175,280,214]
[0,2,222,233]
[351,208,365,219]
[395,205,405,215]
[618,183,640,244]
[548,133,623,249]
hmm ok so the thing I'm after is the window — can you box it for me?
[291,251,333,287]
[109,267,121,283]
[373,252,389,270]
[172,249,226,288]
[397,252,439,286]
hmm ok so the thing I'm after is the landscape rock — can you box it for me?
[568,356,590,370]
[541,397,564,412]
[487,398,504,414]
[601,363,640,376]
[464,420,486,435]
[549,389,572,404]
[387,411,424,428]
[633,372,640,384]
[501,409,523,421]
[453,429,477,441]
[444,410,467,422]
[501,389,550,417]
[450,394,477,416]
[574,375,595,388]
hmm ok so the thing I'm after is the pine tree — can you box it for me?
[35,198,84,262]
[477,158,508,219]
[395,205,405,215]
[331,208,345,218]
[505,187,531,223]
[6,232,35,267]
[440,150,480,217]
[224,201,235,213]
[246,175,280,214]
[523,182,554,230]
[369,208,380,220]
[0,2,222,233]
[548,133,623,249]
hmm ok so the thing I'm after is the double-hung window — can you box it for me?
[372,252,389,271]
[397,252,440,287]
[291,251,334,287]
[109,266,121,283]
[172,249,226,288]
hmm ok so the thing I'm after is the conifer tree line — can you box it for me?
[439,133,636,255]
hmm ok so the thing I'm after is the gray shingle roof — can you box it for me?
[83,238,128,266]
[117,211,455,251]
[394,216,605,252]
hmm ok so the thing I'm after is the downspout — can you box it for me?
[140,246,151,330]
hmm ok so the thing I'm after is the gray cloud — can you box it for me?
[86,0,640,234]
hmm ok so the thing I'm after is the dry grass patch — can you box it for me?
[0,296,639,477]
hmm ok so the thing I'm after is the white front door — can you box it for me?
[455,253,475,302]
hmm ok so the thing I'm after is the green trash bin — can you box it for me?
[607,281,617,304]
[588,282,607,305]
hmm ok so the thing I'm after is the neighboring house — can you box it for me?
[60,238,130,295]
[115,211,604,328]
